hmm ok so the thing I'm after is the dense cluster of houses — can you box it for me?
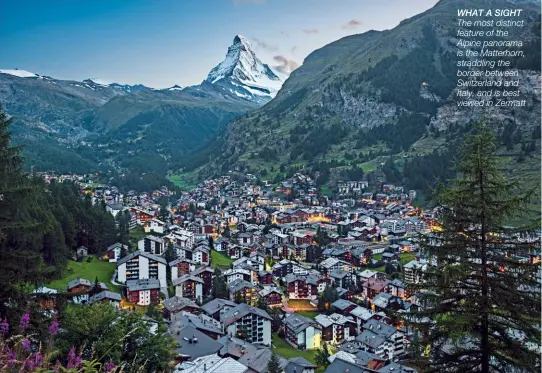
[37,172,541,373]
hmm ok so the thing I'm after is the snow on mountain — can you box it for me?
[0,69,38,78]
[205,35,284,103]
[87,78,112,86]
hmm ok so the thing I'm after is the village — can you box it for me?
[33,171,541,373]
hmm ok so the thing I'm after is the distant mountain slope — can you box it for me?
[184,0,541,196]
[0,35,282,174]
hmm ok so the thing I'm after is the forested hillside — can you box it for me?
[0,104,117,318]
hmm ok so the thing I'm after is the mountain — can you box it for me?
[0,35,281,174]
[181,0,541,202]
[204,35,284,104]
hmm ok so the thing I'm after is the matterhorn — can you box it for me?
[205,35,284,104]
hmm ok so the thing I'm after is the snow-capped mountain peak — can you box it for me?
[204,35,283,103]
[0,69,38,78]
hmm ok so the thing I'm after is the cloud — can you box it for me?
[252,37,278,52]
[273,55,299,75]
[280,31,290,37]
[290,46,298,55]
[302,28,319,34]
[342,19,363,30]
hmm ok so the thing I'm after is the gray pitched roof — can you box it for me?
[201,298,237,316]
[67,278,91,289]
[117,250,167,266]
[216,336,262,359]
[88,291,122,303]
[126,278,161,291]
[174,326,222,360]
[173,274,205,286]
[238,348,287,373]
[222,303,272,327]
[363,319,398,339]
[164,296,200,313]
[283,313,321,334]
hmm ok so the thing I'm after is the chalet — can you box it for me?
[170,258,196,281]
[191,266,215,296]
[106,242,128,263]
[126,278,161,306]
[88,291,122,309]
[332,299,358,316]
[361,278,390,301]
[381,252,399,263]
[315,313,356,345]
[193,245,210,265]
[130,208,155,224]
[228,245,243,259]
[144,218,165,234]
[388,279,406,298]
[222,303,272,346]
[67,278,91,304]
[106,203,124,217]
[224,268,252,284]
[259,287,283,307]
[201,298,238,321]
[117,250,167,288]
[258,270,274,285]
[138,236,165,256]
[319,257,353,274]
[361,319,406,358]
[403,258,428,284]
[285,273,322,300]
[227,279,258,305]
[283,313,322,350]
[329,270,353,289]
[163,296,201,320]
[349,306,376,333]
[173,275,204,302]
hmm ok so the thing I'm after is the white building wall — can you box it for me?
[118,263,127,283]
[171,266,179,282]
[158,263,167,288]
[139,256,150,279]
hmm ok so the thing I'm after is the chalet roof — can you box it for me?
[126,278,161,291]
[163,296,200,313]
[349,306,374,321]
[227,279,255,293]
[222,303,272,327]
[282,313,321,334]
[117,250,167,266]
[363,319,398,339]
[173,274,205,286]
[88,291,122,303]
[201,298,237,316]
[67,278,91,289]
[331,299,356,311]
[173,328,223,362]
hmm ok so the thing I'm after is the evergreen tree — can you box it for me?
[211,267,228,299]
[314,341,330,367]
[0,104,55,322]
[408,124,541,373]
[208,236,214,250]
[267,352,282,373]
[318,285,339,313]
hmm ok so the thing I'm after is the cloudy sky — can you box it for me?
[0,0,438,88]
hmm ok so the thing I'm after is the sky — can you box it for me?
[0,0,439,88]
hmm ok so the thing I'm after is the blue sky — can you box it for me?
[0,0,438,88]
